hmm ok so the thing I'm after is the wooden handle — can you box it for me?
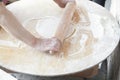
[55,1,76,42]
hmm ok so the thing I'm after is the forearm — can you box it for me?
[0,2,38,47]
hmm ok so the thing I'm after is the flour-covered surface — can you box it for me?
[0,0,119,76]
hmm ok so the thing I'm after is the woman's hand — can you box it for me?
[34,37,61,53]
[54,0,75,8]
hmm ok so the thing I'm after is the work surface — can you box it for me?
[0,0,119,76]
[0,0,120,80]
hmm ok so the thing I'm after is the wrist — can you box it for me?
[31,38,42,48]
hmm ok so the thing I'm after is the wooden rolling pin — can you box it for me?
[53,1,78,53]
[55,1,77,42]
